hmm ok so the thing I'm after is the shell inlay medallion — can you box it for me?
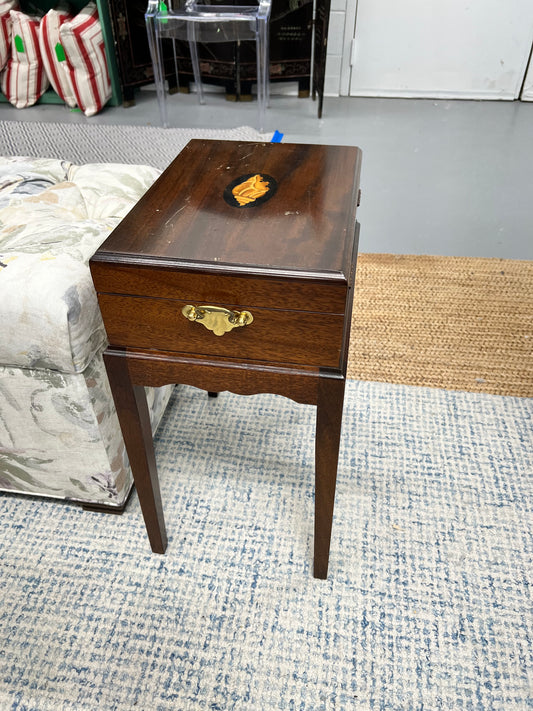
[223,173,277,208]
[233,174,270,206]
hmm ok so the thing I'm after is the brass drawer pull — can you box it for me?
[182,304,253,336]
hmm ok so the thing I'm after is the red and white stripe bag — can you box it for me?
[59,1,111,116]
[0,10,49,108]
[39,7,77,108]
[0,0,18,71]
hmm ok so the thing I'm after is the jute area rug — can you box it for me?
[349,254,533,398]
[1,381,531,709]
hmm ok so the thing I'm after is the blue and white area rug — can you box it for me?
[1,381,532,710]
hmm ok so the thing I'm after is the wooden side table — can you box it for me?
[90,140,362,578]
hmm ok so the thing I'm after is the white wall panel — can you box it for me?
[327,10,347,55]
[324,54,342,96]
[346,0,533,100]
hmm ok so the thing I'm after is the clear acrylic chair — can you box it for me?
[145,0,271,132]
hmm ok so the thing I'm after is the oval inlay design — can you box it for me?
[223,173,277,208]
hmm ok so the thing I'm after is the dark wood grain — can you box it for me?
[90,262,348,314]
[97,293,346,369]
[339,222,361,377]
[122,349,320,404]
[314,372,346,579]
[103,350,167,553]
[90,140,362,578]
[95,141,362,278]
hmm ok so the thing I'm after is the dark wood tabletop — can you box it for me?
[94,140,362,279]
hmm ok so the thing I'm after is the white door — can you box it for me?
[345,0,533,100]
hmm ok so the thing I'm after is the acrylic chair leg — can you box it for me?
[264,23,270,108]
[171,38,180,92]
[145,14,169,127]
[156,32,171,126]
[256,21,269,131]
[188,25,205,105]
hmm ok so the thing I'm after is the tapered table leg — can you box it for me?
[103,350,167,554]
[314,372,346,579]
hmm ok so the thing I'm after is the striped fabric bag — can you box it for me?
[39,7,77,108]
[59,1,111,117]
[0,0,17,71]
[0,9,49,108]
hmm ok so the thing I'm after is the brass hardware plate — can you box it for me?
[182,305,253,336]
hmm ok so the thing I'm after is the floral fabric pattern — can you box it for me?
[0,358,173,505]
[0,156,172,506]
[0,157,161,372]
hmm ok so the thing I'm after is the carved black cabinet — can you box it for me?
[107,0,314,104]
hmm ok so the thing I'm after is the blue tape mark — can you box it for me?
[271,130,284,143]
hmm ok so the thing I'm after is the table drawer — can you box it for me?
[90,263,349,315]
[98,294,345,368]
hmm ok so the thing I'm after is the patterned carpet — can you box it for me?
[1,382,531,709]
[0,120,265,169]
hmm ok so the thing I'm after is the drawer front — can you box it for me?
[98,294,345,368]
[91,263,348,315]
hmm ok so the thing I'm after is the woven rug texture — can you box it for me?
[0,120,264,169]
[1,381,532,709]
[0,119,531,397]
[349,254,533,398]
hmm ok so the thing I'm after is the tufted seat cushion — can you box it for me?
[0,157,161,373]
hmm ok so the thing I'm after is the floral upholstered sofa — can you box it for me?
[0,156,173,509]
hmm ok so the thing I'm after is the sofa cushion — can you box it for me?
[0,156,72,207]
[0,157,160,373]
[0,252,106,373]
